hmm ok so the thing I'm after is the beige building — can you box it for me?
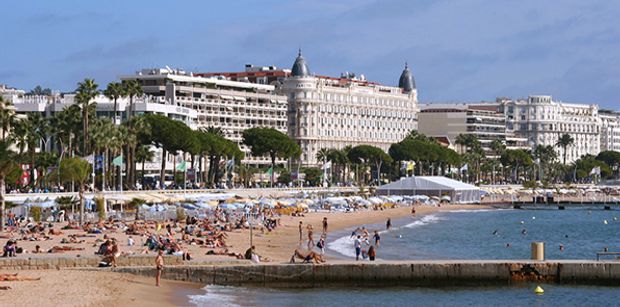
[418,104,527,155]
[279,51,419,165]
[120,68,288,166]
[498,95,601,163]
[599,110,620,152]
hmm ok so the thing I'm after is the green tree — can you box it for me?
[302,167,322,186]
[347,145,392,185]
[136,145,155,187]
[596,151,620,179]
[556,133,575,165]
[0,97,16,141]
[103,82,124,122]
[0,141,20,231]
[59,157,91,225]
[242,127,300,187]
[75,78,99,154]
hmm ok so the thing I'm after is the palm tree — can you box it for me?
[0,97,16,141]
[124,115,147,188]
[103,82,124,123]
[59,157,91,225]
[76,79,99,155]
[0,141,19,231]
[90,118,115,190]
[135,145,154,187]
[121,80,143,122]
[316,148,330,164]
[556,133,575,165]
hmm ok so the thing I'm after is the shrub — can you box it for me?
[30,206,42,222]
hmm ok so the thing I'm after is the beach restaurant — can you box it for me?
[376,176,481,204]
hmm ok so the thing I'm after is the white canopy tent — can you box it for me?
[376,176,481,204]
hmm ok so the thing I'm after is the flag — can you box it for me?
[226,157,235,171]
[267,167,273,176]
[460,163,468,172]
[176,161,187,172]
[83,154,95,164]
[112,155,123,166]
[590,166,601,176]
[322,161,332,170]
[406,161,415,171]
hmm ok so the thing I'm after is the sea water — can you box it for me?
[189,284,620,307]
[189,208,620,306]
[328,208,620,260]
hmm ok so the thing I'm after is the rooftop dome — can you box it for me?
[398,62,416,93]
[291,49,310,77]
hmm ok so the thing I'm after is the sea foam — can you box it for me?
[188,285,244,307]
[327,214,442,258]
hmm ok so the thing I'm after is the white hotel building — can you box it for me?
[498,95,601,163]
[120,68,288,166]
[279,51,419,165]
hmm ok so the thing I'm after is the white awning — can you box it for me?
[233,96,246,101]
[220,95,233,100]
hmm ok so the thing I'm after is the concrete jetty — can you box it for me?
[114,260,620,287]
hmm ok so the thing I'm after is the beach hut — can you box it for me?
[376,176,481,204]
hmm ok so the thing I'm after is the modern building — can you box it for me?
[418,104,527,155]
[120,67,288,166]
[497,95,601,163]
[599,110,620,152]
[279,51,419,165]
[8,92,198,173]
[197,64,290,85]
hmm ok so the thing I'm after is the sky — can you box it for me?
[2,0,620,108]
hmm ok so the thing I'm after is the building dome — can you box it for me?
[291,49,310,77]
[398,62,416,93]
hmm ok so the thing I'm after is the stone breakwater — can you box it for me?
[115,260,620,287]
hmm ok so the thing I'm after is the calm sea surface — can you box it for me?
[189,208,620,306]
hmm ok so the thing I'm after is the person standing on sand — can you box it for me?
[307,225,315,250]
[354,235,362,261]
[298,221,303,243]
[155,250,164,287]
[322,217,328,235]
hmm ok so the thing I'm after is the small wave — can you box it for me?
[447,209,509,213]
[403,214,441,228]
[188,285,244,307]
[327,214,442,258]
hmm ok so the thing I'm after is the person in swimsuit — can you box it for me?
[155,250,164,286]
[322,217,328,235]
[373,230,381,247]
[386,218,392,230]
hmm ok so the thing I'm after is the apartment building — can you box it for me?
[120,68,288,166]
[498,95,601,163]
[418,104,527,155]
[279,51,419,165]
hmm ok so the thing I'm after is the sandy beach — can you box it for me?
[0,269,201,307]
[0,203,491,306]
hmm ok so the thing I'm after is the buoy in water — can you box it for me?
[614,217,618,221]
[532,216,536,220]
[520,221,525,224]
[534,285,544,295]
[604,220,608,225]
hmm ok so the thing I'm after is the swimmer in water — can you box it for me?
[565,234,569,238]
[492,230,498,235]
[506,243,511,248]
[559,244,564,251]
[521,229,527,235]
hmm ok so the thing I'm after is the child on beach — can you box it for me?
[155,250,164,286]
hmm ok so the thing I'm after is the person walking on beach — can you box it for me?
[307,225,315,250]
[386,218,392,230]
[298,221,303,244]
[322,217,328,235]
[368,245,376,261]
[373,230,381,247]
[354,235,362,261]
[155,250,164,287]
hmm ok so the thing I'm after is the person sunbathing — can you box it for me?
[0,273,40,281]
[290,249,326,264]
[48,229,63,236]
[48,246,85,253]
